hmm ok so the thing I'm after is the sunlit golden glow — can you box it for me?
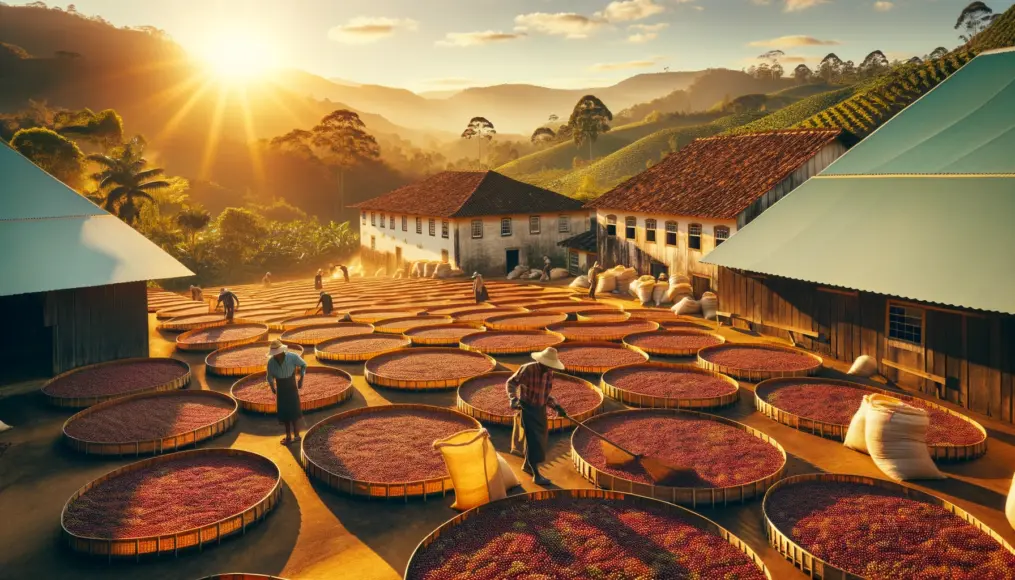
[198,29,277,82]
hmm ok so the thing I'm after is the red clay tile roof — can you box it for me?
[558,230,597,253]
[586,129,843,220]
[352,171,585,218]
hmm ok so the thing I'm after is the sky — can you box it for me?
[12,0,1013,92]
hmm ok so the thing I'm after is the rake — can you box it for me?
[573,418,693,487]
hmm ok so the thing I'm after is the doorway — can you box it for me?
[650,262,668,279]
[691,274,712,298]
[505,249,520,275]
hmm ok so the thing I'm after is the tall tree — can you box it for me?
[568,95,613,161]
[531,126,556,147]
[9,127,86,189]
[818,53,844,83]
[859,50,889,79]
[955,2,997,42]
[87,136,170,225]
[793,64,813,84]
[461,117,496,168]
[175,207,212,245]
[756,50,784,80]
[925,47,949,60]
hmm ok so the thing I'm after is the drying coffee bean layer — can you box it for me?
[44,360,188,399]
[608,367,737,399]
[319,335,407,354]
[462,331,561,351]
[553,320,657,338]
[369,351,492,381]
[572,412,783,487]
[207,344,304,369]
[763,381,985,446]
[373,317,452,331]
[766,480,1015,579]
[489,314,565,327]
[557,345,646,369]
[453,309,522,322]
[64,394,233,443]
[408,326,481,339]
[304,409,475,482]
[460,374,600,418]
[700,345,819,372]
[232,371,351,405]
[406,496,766,580]
[624,332,723,352]
[178,325,264,345]
[63,455,277,539]
[283,325,372,342]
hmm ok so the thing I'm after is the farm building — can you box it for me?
[558,229,598,276]
[353,170,588,276]
[703,47,1015,424]
[586,129,846,295]
[0,143,192,381]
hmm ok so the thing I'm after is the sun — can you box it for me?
[199,30,276,82]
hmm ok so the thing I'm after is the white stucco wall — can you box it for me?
[359,211,455,267]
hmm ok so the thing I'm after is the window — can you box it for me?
[402,216,407,231]
[529,216,541,234]
[471,219,483,239]
[568,250,579,271]
[429,218,436,236]
[370,236,376,250]
[665,221,677,246]
[390,215,395,229]
[645,219,657,243]
[888,304,924,346]
[370,212,376,226]
[501,217,512,237]
[688,223,702,250]
[441,220,449,238]
[558,216,570,233]
[361,211,366,225]
[625,217,637,240]
[380,213,385,228]
[606,215,617,237]
[714,226,730,246]
[416,217,422,234]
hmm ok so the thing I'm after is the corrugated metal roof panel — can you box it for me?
[1,144,106,220]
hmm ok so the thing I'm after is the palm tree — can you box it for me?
[175,207,212,245]
[87,137,170,225]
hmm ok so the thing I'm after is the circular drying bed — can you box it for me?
[315,334,412,362]
[660,319,715,331]
[571,409,786,507]
[279,323,374,347]
[457,371,603,430]
[554,341,649,374]
[626,309,685,323]
[602,363,740,410]
[489,297,549,307]
[459,330,565,355]
[484,312,568,331]
[347,308,425,324]
[372,315,455,334]
[763,474,1015,579]
[302,404,480,498]
[425,304,494,316]
[42,358,191,409]
[451,307,526,323]
[363,347,496,390]
[623,330,725,357]
[159,313,228,332]
[405,489,771,580]
[403,323,485,346]
[62,390,237,456]
[576,309,631,322]
[279,315,340,331]
[755,378,988,461]
[61,449,281,558]
[156,305,209,320]
[205,343,305,377]
[175,323,269,352]
[231,366,354,414]
[698,344,823,381]
[548,320,659,342]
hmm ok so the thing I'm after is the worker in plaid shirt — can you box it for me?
[506,347,568,485]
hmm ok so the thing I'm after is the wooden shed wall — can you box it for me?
[44,281,149,375]
[718,268,1015,424]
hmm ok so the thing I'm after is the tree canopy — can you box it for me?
[956,2,997,42]
[568,95,613,160]
[88,136,170,225]
[9,127,86,188]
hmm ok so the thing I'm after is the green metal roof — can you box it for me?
[0,144,193,296]
[703,49,1015,315]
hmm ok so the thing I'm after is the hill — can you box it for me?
[723,85,859,135]
[967,3,1015,52]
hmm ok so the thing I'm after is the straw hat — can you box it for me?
[267,339,288,358]
[471,272,482,279]
[320,290,327,296]
[531,347,565,370]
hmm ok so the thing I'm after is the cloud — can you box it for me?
[784,0,829,12]
[874,1,894,11]
[436,31,526,47]
[629,23,670,32]
[595,0,666,22]
[626,22,669,43]
[327,17,418,44]
[781,55,809,63]
[589,59,658,71]
[514,12,608,39]
[748,35,840,47]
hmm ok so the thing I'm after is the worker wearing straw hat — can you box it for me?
[315,290,334,315]
[587,261,602,300]
[262,272,273,288]
[506,347,568,485]
[472,272,489,304]
[314,269,324,290]
[215,288,240,323]
[266,339,308,445]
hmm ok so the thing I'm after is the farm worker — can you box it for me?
[189,285,203,301]
[266,339,308,446]
[262,272,273,288]
[215,288,240,322]
[338,264,349,283]
[541,256,552,282]
[472,272,489,304]
[316,291,334,315]
[314,269,324,290]
[506,347,568,486]
[587,262,603,300]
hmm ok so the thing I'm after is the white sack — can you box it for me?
[1006,474,1015,532]
[374,268,387,278]
[673,297,701,315]
[596,273,617,294]
[844,394,876,454]
[637,282,656,306]
[700,293,719,320]
[653,282,670,307]
[865,397,944,481]
[498,454,522,489]
[433,263,452,279]
[0,420,11,433]
[666,283,694,305]
[550,268,569,281]
[570,275,591,289]
[434,429,507,511]
[848,355,878,378]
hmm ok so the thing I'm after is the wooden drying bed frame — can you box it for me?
[41,358,192,409]
[455,371,604,431]
[697,344,824,381]
[363,347,497,390]
[600,362,740,410]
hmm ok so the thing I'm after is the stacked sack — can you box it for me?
[433,263,452,279]
[653,279,670,307]
[549,268,569,281]
[569,275,591,289]
[506,265,529,280]
[673,297,701,315]
[422,262,437,277]
[700,291,719,320]
[409,261,422,278]
[596,270,617,294]
[615,267,638,290]
[666,282,694,305]
[844,394,944,481]
[525,269,543,280]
